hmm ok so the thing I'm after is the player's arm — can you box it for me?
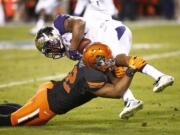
[90,68,135,98]
[64,17,86,50]
[88,54,146,98]
[115,54,130,67]
[115,54,146,71]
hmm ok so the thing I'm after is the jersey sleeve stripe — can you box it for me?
[87,81,105,88]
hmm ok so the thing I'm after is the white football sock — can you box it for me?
[142,64,164,80]
[122,88,136,102]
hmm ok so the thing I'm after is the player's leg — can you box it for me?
[83,0,112,22]
[141,64,174,92]
[30,0,46,35]
[31,0,59,35]
[11,82,56,126]
[0,103,22,126]
[73,0,89,16]
[114,66,143,119]
[0,103,22,115]
[111,26,144,119]
[118,24,174,92]
[0,82,56,126]
[119,88,143,119]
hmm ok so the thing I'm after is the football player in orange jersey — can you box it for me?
[35,26,144,119]
[0,43,143,126]
[35,19,174,119]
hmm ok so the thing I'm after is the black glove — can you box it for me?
[68,48,82,60]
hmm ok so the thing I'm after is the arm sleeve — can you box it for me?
[53,14,70,35]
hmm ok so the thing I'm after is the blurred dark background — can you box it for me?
[0,0,179,27]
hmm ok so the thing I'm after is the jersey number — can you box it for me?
[115,26,126,40]
[63,66,77,93]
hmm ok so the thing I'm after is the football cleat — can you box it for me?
[119,100,143,120]
[153,75,174,93]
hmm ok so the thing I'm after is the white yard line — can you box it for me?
[144,50,180,60]
[0,50,180,89]
[132,43,162,49]
[0,73,67,89]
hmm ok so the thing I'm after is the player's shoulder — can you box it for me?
[53,14,70,35]
[53,14,85,35]
[84,67,107,79]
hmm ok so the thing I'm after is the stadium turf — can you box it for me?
[0,23,180,135]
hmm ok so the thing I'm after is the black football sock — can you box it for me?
[0,114,12,126]
[0,103,22,115]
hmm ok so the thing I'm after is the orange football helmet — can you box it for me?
[83,43,115,72]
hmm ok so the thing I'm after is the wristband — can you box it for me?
[125,67,136,77]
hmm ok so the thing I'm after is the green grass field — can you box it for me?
[0,23,180,135]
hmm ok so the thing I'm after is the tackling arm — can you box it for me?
[90,70,134,98]
[115,54,146,71]
[115,54,130,67]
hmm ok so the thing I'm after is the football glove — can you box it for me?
[114,66,126,78]
[128,56,146,71]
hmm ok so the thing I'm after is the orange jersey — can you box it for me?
[9,62,108,125]
[48,62,108,114]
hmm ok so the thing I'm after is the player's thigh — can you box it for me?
[11,82,56,126]
[114,25,132,55]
